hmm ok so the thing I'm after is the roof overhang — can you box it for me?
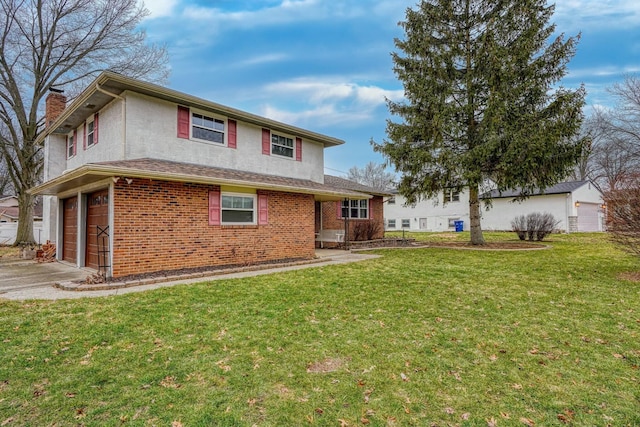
[29,162,369,202]
[38,71,345,148]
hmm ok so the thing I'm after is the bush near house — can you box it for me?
[352,219,381,241]
[511,212,559,241]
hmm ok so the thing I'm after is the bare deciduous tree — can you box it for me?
[0,0,169,244]
[346,162,396,191]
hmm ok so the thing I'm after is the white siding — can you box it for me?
[124,92,326,183]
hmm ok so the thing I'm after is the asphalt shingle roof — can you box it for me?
[480,181,590,199]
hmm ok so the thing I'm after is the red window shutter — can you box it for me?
[208,190,221,225]
[369,199,373,219]
[262,128,270,155]
[295,137,302,162]
[228,119,237,149]
[258,194,268,225]
[73,130,78,156]
[177,106,190,139]
[93,113,99,145]
[337,200,343,219]
[83,122,87,150]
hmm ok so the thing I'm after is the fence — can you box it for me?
[0,222,44,245]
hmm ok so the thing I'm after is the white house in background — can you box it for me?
[479,181,605,232]
[384,181,605,233]
[385,188,470,232]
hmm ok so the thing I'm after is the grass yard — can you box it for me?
[0,233,639,426]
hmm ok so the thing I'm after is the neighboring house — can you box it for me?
[385,189,470,232]
[480,181,605,232]
[0,195,43,223]
[384,181,605,233]
[0,195,44,244]
[31,72,381,278]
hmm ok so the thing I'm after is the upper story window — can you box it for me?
[66,131,76,158]
[262,128,302,161]
[84,113,98,149]
[271,134,294,158]
[444,189,460,203]
[341,199,369,219]
[86,118,96,147]
[192,112,225,144]
[388,196,396,205]
[178,106,237,148]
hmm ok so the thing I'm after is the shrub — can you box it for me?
[605,187,640,258]
[511,215,527,240]
[352,220,382,241]
[511,212,559,241]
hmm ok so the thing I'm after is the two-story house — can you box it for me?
[32,72,384,279]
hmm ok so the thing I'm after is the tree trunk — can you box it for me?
[14,191,35,246]
[468,184,485,245]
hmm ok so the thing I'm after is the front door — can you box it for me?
[85,189,109,270]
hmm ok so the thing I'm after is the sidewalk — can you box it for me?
[0,251,379,301]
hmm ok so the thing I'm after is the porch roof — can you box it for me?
[29,158,370,201]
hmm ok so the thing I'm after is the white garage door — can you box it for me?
[577,203,600,232]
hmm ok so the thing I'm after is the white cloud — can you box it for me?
[237,53,290,67]
[553,0,640,30]
[265,79,402,107]
[255,78,403,127]
[141,0,178,18]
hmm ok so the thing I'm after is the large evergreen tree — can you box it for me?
[374,0,587,244]
[0,0,168,245]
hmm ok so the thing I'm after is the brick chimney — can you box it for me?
[45,90,67,128]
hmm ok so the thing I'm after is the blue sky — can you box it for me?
[141,0,640,176]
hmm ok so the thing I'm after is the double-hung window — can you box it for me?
[66,131,76,158]
[192,112,225,144]
[444,189,460,203]
[221,193,256,224]
[271,133,294,158]
[341,199,368,219]
[401,219,410,228]
[86,118,96,147]
[387,219,396,228]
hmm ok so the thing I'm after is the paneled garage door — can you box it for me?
[85,189,109,270]
[577,203,600,232]
[62,196,78,263]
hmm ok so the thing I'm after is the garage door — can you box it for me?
[85,189,109,270]
[62,197,78,263]
[577,203,600,232]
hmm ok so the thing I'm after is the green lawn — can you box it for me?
[1,233,638,426]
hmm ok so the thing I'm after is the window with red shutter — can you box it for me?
[262,128,271,155]
[295,137,302,161]
[258,194,268,225]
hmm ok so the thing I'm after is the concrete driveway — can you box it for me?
[0,258,88,295]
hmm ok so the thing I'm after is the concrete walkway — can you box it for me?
[0,250,379,301]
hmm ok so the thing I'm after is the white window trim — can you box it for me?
[66,131,75,159]
[387,219,396,229]
[401,219,410,228]
[190,109,227,146]
[444,189,460,203]
[271,131,296,159]
[341,199,369,220]
[221,192,257,225]
[86,117,96,148]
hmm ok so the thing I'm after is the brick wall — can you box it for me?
[319,196,385,244]
[112,179,315,278]
[45,92,67,128]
